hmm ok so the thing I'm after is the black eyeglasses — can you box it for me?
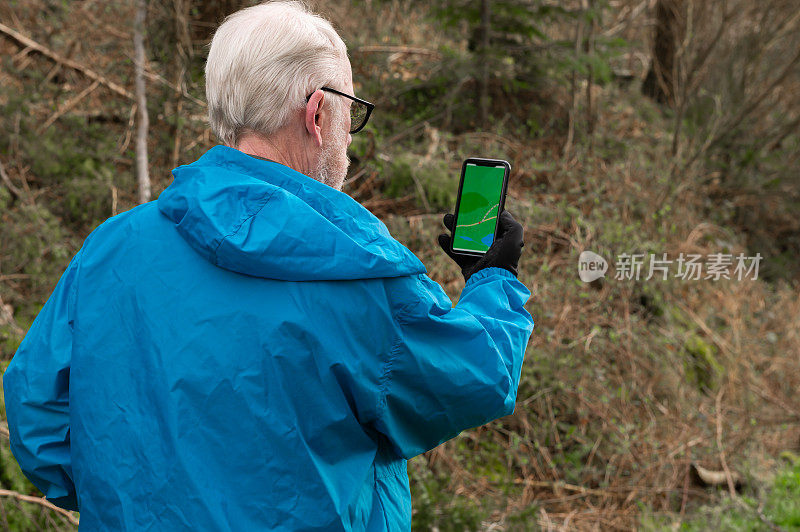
[306,87,375,134]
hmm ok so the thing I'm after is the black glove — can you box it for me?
[437,210,524,282]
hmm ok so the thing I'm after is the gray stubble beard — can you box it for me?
[311,111,350,191]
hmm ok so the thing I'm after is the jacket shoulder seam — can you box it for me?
[212,188,278,264]
[390,275,429,325]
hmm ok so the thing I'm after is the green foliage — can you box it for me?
[0,202,76,330]
[0,444,52,531]
[382,153,456,211]
[0,327,23,359]
[422,1,579,131]
[20,116,116,184]
[643,462,800,531]
[409,454,489,531]
[59,175,113,229]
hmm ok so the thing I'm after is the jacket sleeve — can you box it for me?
[3,251,82,511]
[375,267,534,459]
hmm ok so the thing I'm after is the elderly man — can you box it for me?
[4,1,533,530]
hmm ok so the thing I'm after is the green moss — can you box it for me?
[682,334,723,394]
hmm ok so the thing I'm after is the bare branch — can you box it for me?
[0,21,134,100]
[353,45,441,58]
[0,294,24,338]
[0,158,23,200]
[38,80,101,133]
[0,490,79,526]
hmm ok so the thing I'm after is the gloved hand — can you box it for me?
[437,210,524,282]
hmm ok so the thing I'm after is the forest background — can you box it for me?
[2,0,800,530]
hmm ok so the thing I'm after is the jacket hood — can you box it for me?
[157,145,426,281]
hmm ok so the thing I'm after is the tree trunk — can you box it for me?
[585,0,595,151]
[642,0,684,106]
[134,0,151,204]
[563,4,585,159]
[479,0,490,128]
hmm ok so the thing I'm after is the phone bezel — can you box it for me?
[450,157,511,257]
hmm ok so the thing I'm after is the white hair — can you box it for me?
[205,1,348,146]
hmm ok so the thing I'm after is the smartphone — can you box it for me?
[450,158,510,256]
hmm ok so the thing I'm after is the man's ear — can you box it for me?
[305,90,325,147]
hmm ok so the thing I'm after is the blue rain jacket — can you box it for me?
[3,145,534,531]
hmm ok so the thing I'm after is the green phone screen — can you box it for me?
[452,163,506,253]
